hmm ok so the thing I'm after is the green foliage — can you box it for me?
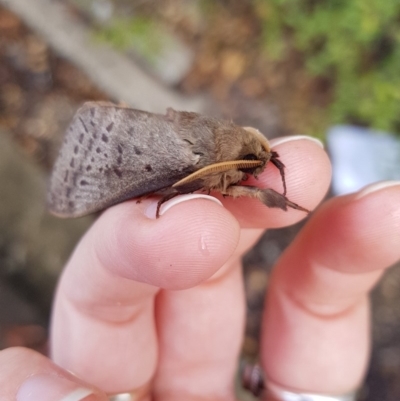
[95,16,163,64]
[256,0,400,134]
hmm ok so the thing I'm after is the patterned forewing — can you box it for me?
[47,103,199,217]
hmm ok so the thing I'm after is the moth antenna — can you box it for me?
[172,160,263,188]
[270,151,287,196]
[224,185,310,214]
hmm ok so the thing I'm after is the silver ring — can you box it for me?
[109,394,135,401]
[266,381,357,401]
[108,382,151,401]
[241,362,357,401]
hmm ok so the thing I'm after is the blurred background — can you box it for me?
[0,1,400,400]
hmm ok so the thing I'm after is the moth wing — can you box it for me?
[47,102,200,217]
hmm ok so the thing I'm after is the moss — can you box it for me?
[256,0,400,135]
[95,16,163,64]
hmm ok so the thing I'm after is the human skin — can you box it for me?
[1,136,399,401]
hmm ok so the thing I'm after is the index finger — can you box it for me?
[51,195,241,395]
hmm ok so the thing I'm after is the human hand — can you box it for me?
[2,136,399,401]
[257,179,400,400]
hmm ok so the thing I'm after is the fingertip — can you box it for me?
[270,134,324,149]
[355,180,400,199]
[269,136,331,201]
[94,196,240,290]
[295,181,400,273]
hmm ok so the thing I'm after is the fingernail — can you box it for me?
[17,373,96,401]
[145,194,223,219]
[356,181,400,199]
[60,389,96,401]
[271,135,324,148]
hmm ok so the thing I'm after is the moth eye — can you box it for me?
[240,153,262,174]
[243,154,258,161]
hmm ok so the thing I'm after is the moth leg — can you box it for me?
[136,194,151,204]
[156,191,181,218]
[157,180,208,217]
[223,185,310,213]
[270,151,287,196]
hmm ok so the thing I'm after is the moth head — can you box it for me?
[234,126,272,176]
[215,124,272,170]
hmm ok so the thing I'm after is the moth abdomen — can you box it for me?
[47,102,205,218]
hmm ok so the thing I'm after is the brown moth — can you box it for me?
[47,102,309,218]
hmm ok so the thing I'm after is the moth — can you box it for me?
[47,102,309,218]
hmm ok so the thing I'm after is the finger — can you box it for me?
[153,254,245,401]
[146,136,329,400]
[151,135,330,400]
[217,136,331,228]
[261,182,400,395]
[0,347,107,401]
[51,196,240,395]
